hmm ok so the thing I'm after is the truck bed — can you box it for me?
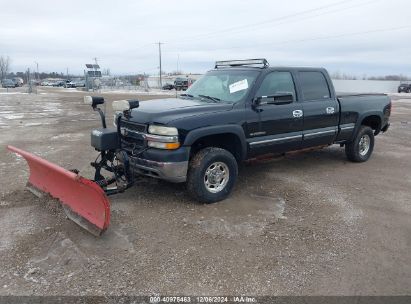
[335,93,391,142]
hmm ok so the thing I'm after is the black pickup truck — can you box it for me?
[107,59,391,203]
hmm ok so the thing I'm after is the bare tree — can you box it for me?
[0,55,11,81]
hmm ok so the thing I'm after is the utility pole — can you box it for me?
[66,68,69,81]
[177,54,180,74]
[93,57,98,91]
[158,42,163,88]
[34,61,39,81]
[27,68,32,94]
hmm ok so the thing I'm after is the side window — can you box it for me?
[256,72,296,100]
[299,71,331,101]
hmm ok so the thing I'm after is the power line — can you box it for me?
[166,0,364,45]
[163,0,378,55]
[189,25,411,52]
[134,0,378,74]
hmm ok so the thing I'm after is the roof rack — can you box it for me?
[215,58,269,69]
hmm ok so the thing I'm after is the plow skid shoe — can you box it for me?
[7,145,110,236]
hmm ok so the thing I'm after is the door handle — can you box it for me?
[293,110,303,118]
[326,107,335,114]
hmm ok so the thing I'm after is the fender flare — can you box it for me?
[351,111,383,141]
[183,125,248,161]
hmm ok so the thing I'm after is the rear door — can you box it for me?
[247,71,303,155]
[297,70,339,148]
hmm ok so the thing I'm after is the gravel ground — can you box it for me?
[0,87,410,296]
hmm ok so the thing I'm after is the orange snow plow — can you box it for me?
[7,96,140,236]
[7,145,111,236]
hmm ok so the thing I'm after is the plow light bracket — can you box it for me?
[112,99,139,119]
[112,99,140,112]
[84,96,105,109]
[84,96,107,128]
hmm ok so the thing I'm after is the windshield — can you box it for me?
[185,70,260,103]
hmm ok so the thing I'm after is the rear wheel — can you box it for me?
[345,126,375,162]
[187,147,238,203]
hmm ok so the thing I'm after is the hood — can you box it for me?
[126,98,233,125]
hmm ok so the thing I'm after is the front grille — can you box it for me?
[119,121,147,151]
[121,120,147,133]
[122,137,145,152]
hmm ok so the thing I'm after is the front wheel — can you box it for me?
[345,126,375,162]
[187,147,238,203]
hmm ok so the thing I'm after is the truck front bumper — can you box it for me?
[128,146,190,183]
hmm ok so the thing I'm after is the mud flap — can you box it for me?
[7,145,110,236]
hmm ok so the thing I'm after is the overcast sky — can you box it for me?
[1,0,411,76]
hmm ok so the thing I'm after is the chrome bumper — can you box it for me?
[130,157,188,183]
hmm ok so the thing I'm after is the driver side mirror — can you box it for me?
[253,93,294,106]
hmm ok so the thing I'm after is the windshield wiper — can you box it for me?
[180,93,194,98]
[198,94,221,102]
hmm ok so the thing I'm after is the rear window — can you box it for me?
[299,71,331,101]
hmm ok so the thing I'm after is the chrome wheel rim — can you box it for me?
[359,134,370,156]
[204,162,230,193]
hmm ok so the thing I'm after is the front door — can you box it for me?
[246,71,303,156]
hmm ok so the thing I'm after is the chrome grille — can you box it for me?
[120,121,147,150]
[121,121,147,133]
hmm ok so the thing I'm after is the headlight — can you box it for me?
[147,125,180,150]
[148,125,178,136]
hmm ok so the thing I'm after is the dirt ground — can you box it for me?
[0,86,410,296]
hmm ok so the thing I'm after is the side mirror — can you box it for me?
[253,93,294,106]
[268,93,294,105]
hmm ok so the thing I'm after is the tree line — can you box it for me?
[330,71,410,81]
[2,54,410,82]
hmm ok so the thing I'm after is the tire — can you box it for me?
[187,147,238,203]
[408,88,411,93]
[345,126,375,162]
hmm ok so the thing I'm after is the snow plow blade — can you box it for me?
[7,145,110,236]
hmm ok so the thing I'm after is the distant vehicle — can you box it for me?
[52,80,65,87]
[29,79,41,86]
[162,83,175,90]
[64,80,76,88]
[398,83,411,93]
[12,77,24,87]
[174,77,195,91]
[75,80,86,87]
[2,79,16,88]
